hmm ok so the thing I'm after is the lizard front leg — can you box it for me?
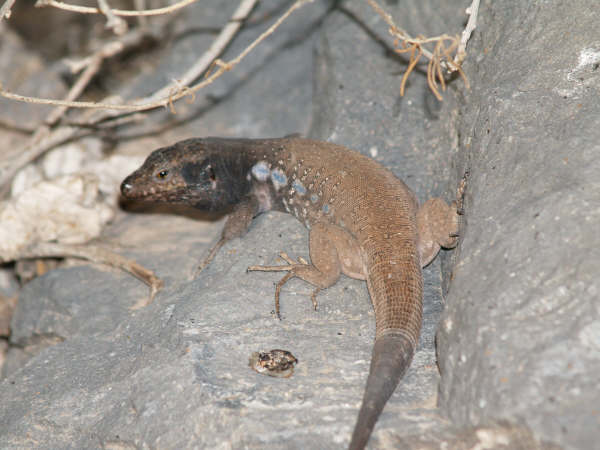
[195,196,259,276]
[248,222,365,318]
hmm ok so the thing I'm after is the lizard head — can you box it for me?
[120,138,250,211]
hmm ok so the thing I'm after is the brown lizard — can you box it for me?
[120,137,460,449]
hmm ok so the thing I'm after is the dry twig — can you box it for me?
[0,0,317,192]
[18,242,163,308]
[97,0,128,34]
[0,0,316,310]
[367,0,471,100]
[0,0,314,192]
[455,0,480,66]
[36,0,200,17]
[0,20,167,197]
[133,0,149,27]
[0,0,313,113]
[0,0,16,20]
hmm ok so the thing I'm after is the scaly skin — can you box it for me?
[121,137,459,449]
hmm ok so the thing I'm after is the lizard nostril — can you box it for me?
[121,181,133,195]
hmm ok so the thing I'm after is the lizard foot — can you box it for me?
[247,252,319,319]
[247,251,304,272]
[194,237,226,278]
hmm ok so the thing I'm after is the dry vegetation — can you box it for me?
[0,0,476,190]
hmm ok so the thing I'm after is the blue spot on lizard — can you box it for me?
[292,180,307,195]
[270,168,287,190]
[251,161,270,181]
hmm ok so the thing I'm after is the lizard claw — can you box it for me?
[247,252,308,272]
[278,252,308,266]
[273,272,295,319]
[248,252,314,319]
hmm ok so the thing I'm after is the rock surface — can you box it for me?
[436,1,600,449]
[1,0,597,449]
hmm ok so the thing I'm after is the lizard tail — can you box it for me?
[348,332,414,450]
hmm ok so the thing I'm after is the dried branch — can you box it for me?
[455,0,479,66]
[97,0,128,34]
[46,49,104,126]
[396,42,422,97]
[18,242,163,308]
[0,0,16,20]
[0,0,258,195]
[133,0,148,27]
[367,0,470,100]
[0,0,312,113]
[367,0,435,61]
[0,55,108,196]
[0,20,162,197]
[0,0,314,193]
[36,0,200,17]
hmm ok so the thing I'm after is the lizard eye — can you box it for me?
[157,169,169,179]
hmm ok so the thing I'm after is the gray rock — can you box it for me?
[1,0,458,446]
[436,1,600,449]
[0,208,445,448]
[2,0,597,449]
[0,27,67,129]
[115,0,333,146]
[387,420,563,450]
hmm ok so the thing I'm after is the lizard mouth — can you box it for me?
[120,180,208,207]
[120,178,171,201]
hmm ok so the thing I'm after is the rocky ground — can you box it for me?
[0,0,598,448]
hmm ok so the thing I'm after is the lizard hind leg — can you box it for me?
[248,253,320,318]
[417,198,460,267]
[247,222,351,318]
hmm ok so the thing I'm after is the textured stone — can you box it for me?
[436,1,600,449]
[2,0,595,448]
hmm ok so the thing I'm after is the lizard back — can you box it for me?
[248,138,423,343]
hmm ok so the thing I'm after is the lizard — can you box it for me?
[120,136,460,449]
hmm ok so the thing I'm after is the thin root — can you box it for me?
[16,242,163,308]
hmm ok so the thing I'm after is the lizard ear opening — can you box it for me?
[209,165,218,190]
